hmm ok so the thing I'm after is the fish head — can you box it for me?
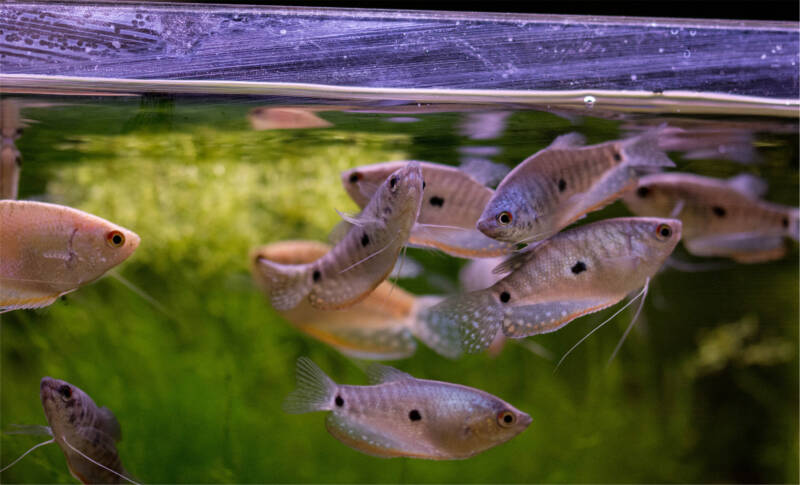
[40,377,94,437]
[70,215,140,282]
[341,161,406,209]
[476,186,540,243]
[622,177,678,217]
[462,396,532,449]
[626,217,683,265]
[375,162,424,225]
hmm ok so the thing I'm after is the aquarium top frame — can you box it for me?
[1,2,798,115]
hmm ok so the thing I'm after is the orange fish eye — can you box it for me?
[496,211,513,225]
[497,410,515,428]
[106,230,125,248]
[58,385,72,401]
[655,223,672,240]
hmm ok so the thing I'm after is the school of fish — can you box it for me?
[3,113,797,481]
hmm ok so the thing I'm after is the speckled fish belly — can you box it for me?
[283,357,531,460]
[341,160,514,258]
[0,200,140,312]
[623,172,799,263]
[476,129,674,244]
[419,217,682,356]
[254,163,423,311]
[252,240,419,360]
[40,377,131,484]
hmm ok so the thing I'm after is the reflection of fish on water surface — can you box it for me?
[254,162,423,311]
[341,159,513,258]
[419,217,682,356]
[0,378,136,484]
[624,173,799,263]
[477,129,674,244]
[1,143,21,200]
[284,357,531,460]
[0,200,140,312]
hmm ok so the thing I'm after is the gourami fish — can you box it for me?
[0,200,140,312]
[283,357,531,460]
[476,130,674,244]
[341,160,513,258]
[255,163,423,311]
[252,240,421,360]
[419,217,682,356]
[0,378,135,484]
[623,172,799,263]
[1,143,21,199]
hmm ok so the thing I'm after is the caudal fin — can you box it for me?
[253,257,313,311]
[283,357,338,414]
[623,127,675,169]
[416,291,502,357]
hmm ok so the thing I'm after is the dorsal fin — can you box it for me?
[96,407,122,442]
[727,173,767,199]
[492,240,548,275]
[365,364,413,384]
[548,132,586,150]
[458,158,510,186]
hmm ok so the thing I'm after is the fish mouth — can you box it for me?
[40,376,58,400]
[476,217,498,238]
[519,413,533,429]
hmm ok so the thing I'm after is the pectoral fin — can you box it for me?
[685,233,786,263]
[411,224,514,258]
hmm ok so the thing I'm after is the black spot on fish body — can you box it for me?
[312,270,321,282]
[69,413,77,424]
[429,196,444,207]
[613,152,622,162]
[499,291,511,303]
[558,179,567,192]
[712,206,726,217]
[636,186,650,198]
[361,233,370,247]
[383,206,392,215]
[409,409,421,421]
[782,217,789,228]
[571,261,587,274]
[335,395,344,407]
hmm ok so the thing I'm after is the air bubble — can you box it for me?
[689,29,696,36]
[583,95,596,108]
[279,29,286,35]
[630,74,638,81]
[670,28,679,35]
[683,49,691,58]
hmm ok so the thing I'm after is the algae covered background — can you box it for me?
[1,95,797,483]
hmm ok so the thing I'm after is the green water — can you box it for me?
[1,95,797,483]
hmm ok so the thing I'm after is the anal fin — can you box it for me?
[501,298,618,338]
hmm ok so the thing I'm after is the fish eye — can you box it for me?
[497,410,515,428]
[58,385,72,401]
[348,172,361,184]
[389,176,398,189]
[106,230,125,248]
[496,211,513,225]
[655,223,672,240]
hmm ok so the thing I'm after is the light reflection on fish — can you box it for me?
[623,172,799,263]
[419,217,682,356]
[341,160,513,258]
[284,357,531,460]
[255,163,423,311]
[477,130,674,244]
[40,377,132,484]
[0,200,140,312]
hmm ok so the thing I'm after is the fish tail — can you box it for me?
[623,127,675,169]
[415,291,502,357]
[787,208,800,241]
[283,357,338,414]
[253,257,313,310]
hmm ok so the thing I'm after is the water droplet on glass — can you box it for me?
[279,29,286,35]
[630,74,638,81]
[583,95,596,108]
[761,53,767,59]
[658,47,665,53]
[689,29,696,36]
[670,28,679,35]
